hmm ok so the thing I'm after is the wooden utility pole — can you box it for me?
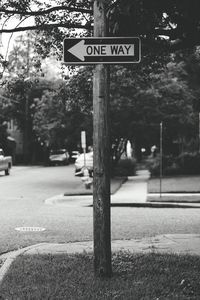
[23,35,30,164]
[63,0,140,279]
[93,0,112,277]
[159,121,163,198]
[199,112,200,153]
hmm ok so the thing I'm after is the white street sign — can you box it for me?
[81,131,86,149]
[68,40,135,61]
[63,37,141,64]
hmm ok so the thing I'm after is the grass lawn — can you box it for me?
[148,175,200,193]
[147,194,200,203]
[1,252,200,299]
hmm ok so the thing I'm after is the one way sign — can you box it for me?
[63,37,141,64]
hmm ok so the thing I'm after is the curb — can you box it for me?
[0,243,51,286]
[148,193,200,201]
[45,194,92,206]
[0,240,93,286]
[45,194,200,208]
[109,202,200,208]
[137,202,200,208]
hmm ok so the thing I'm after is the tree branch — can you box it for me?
[0,5,93,16]
[0,23,93,33]
[153,28,180,39]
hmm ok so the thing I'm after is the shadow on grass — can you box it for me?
[1,252,200,299]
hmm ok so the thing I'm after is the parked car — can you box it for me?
[75,151,93,176]
[0,148,12,175]
[48,149,69,166]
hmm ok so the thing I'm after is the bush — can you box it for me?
[176,152,200,175]
[148,155,175,177]
[114,158,136,176]
[149,152,200,176]
[148,158,160,177]
[164,163,182,176]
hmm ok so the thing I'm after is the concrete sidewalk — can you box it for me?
[111,170,149,204]
[8,234,200,256]
[1,234,200,285]
[45,170,150,206]
[45,169,200,208]
[45,170,150,205]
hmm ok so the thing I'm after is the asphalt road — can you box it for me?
[0,165,200,254]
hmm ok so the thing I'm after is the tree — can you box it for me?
[40,50,196,162]
[108,0,200,51]
[110,58,196,158]
[182,47,200,112]
[2,76,57,162]
[0,94,9,150]
[32,77,93,152]
[0,0,93,68]
[0,91,16,155]
[7,32,42,77]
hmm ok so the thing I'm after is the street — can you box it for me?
[0,165,200,254]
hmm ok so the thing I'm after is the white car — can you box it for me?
[49,149,69,165]
[75,152,93,176]
[0,148,12,175]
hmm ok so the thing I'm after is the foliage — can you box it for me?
[32,51,199,161]
[32,86,67,148]
[0,92,16,154]
[109,51,197,159]
[113,158,136,176]
[0,0,92,66]
[3,77,52,129]
[1,47,199,163]
[183,47,200,112]
[0,122,8,150]
[148,154,175,177]
[0,1,200,162]
[2,64,93,159]
[150,62,196,153]
[2,77,56,161]
[0,91,12,149]
[176,152,200,175]
[32,75,93,151]
[0,0,200,67]
[108,0,200,51]
[7,32,42,77]
[149,152,200,176]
